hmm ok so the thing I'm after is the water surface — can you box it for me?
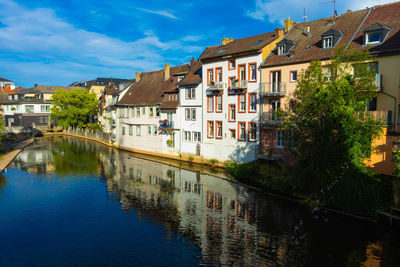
[0,136,398,266]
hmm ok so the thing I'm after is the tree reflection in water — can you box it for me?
[9,137,400,266]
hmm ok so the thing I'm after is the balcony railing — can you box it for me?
[208,82,225,92]
[159,121,174,129]
[261,112,282,125]
[357,110,392,125]
[261,82,287,96]
[231,80,248,90]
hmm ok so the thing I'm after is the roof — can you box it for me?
[0,94,9,102]
[0,78,13,82]
[348,1,400,55]
[17,85,82,95]
[118,64,189,106]
[262,8,370,67]
[0,85,16,94]
[199,31,280,61]
[178,60,202,86]
[92,78,134,86]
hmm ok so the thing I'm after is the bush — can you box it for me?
[188,156,194,162]
[86,123,102,132]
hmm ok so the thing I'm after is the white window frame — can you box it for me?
[290,71,297,82]
[239,123,246,140]
[276,130,284,148]
[323,36,333,48]
[184,131,191,142]
[191,108,196,121]
[250,64,256,81]
[185,108,190,121]
[250,94,256,112]
[193,132,201,142]
[216,121,223,138]
[366,30,382,45]
[136,125,141,136]
[277,45,285,55]
[249,123,257,141]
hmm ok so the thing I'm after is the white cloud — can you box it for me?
[135,8,178,20]
[245,0,395,25]
[0,0,199,86]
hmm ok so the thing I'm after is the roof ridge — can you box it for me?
[373,0,400,8]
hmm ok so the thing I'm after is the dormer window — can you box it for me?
[365,30,382,44]
[363,23,390,46]
[323,36,333,48]
[321,29,343,49]
[277,45,285,55]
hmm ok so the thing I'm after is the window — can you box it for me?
[239,64,246,81]
[147,126,151,135]
[248,123,257,142]
[276,130,284,148]
[153,126,158,135]
[366,30,382,44]
[41,105,50,112]
[193,132,201,142]
[25,105,34,112]
[185,108,191,120]
[122,126,126,135]
[216,121,223,139]
[191,108,196,121]
[136,107,140,117]
[238,122,246,141]
[249,63,257,82]
[249,93,256,112]
[238,94,246,112]
[129,125,133,136]
[8,95,12,100]
[207,121,214,138]
[323,36,333,48]
[156,107,160,117]
[228,60,236,70]
[216,68,222,82]
[229,104,236,122]
[136,125,141,136]
[216,95,222,112]
[290,71,297,82]
[207,95,214,112]
[184,131,191,141]
[124,108,128,118]
[149,107,154,117]
[277,45,285,55]
[178,76,184,82]
[229,129,236,139]
[186,87,196,100]
[207,69,214,85]
[137,169,142,180]
[130,108,135,118]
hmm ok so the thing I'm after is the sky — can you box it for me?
[0,0,395,87]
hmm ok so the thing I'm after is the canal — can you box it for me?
[0,136,399,266]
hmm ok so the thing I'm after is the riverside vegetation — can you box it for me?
[227,48,392,218]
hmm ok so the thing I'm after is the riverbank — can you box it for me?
[0,138,34,172]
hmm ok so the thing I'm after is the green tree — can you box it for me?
[282,47,383,210]
[50,89,98,129]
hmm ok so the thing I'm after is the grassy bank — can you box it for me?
[225,159,393,218]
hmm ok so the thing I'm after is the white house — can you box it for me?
[198,31,283,162]
[0,77,15,91]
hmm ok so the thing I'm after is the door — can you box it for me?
[271,71,281,93]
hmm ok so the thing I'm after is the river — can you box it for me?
[0,136,398,266]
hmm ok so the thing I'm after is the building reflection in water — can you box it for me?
[10,136,400,266]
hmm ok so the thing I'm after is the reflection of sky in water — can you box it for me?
[0,137,394,266]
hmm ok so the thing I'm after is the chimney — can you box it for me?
[222,37,234,45]
[164,63,170,80]
[275,28,284,37]
[34,84,38,87]
[306,25,311,36]
[135,71,140,82]
[190,57,196,66]
[284,17,292,33]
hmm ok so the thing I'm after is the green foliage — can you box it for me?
[281,47,383,209]
[188,156,194,162]
[86,123,102,132]
[207,159,218,166]
[393,146,400,177]
[50,89,98,129]
[0,116,5,151]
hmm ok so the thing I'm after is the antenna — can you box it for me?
[303,6,307,23]
[332,0,337,24]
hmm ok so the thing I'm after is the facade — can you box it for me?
[177,60,203,156]
[198,30,284,162]
[0,85,81,133]
[259,3,400,161]
[116,63,189,154]
[0,78,15,91]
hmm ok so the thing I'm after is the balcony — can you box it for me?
[231,80,248,91]
[357,110,392,125]
[261,112,282,125]
[355,73,383,91]
[208,82,225,93]
[159,120,174,130]
[261,82,287,96]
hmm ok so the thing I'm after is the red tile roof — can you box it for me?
[178,60,202,86]
[118,64,189,106]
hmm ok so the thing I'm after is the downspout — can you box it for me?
[258,64,263,157]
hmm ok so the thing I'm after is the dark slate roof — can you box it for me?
[0,78,13,82]
[262,8,370,67]
[118,64,189,106]
[92,78,134,86]
[199,31,280,61]
[178,60,202,86]
[17,85,82,95]
[348,1,400,55]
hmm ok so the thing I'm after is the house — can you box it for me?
[259,2,400,164]
[177,59,203,157]
[116,63,189,155]
[0,78,15,91]
[0,85,81,133]
[88,78,134,98]
[198,29,284,163]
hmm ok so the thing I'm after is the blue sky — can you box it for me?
[0,0,394,87]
